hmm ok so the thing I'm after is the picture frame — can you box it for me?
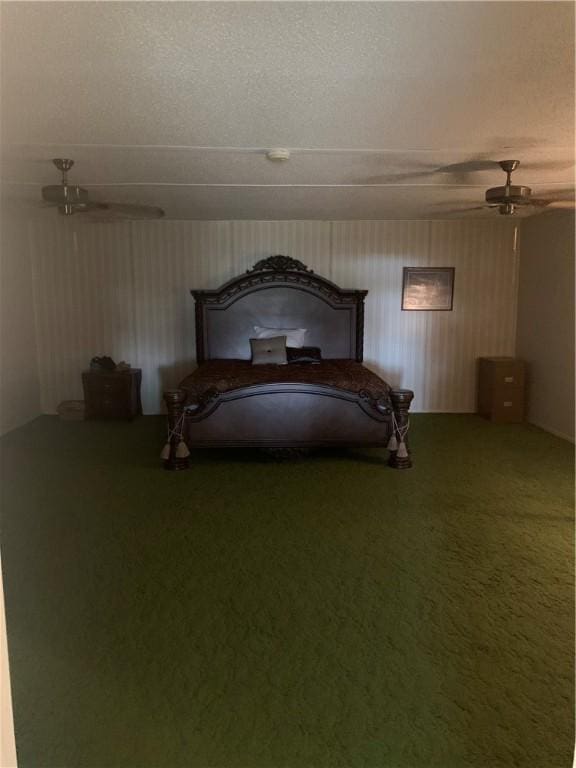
[401,267,455,311]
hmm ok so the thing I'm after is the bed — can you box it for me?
[163,255,413,469]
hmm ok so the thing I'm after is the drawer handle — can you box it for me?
[503,401,513,407]
[103,383,113,390]
[504,376,515,383]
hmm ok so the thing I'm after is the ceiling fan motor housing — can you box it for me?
[42,184,90,204]
[485,184,532,205]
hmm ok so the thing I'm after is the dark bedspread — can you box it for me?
[179,359,391,405]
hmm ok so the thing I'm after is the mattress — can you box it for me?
[179,359,391,405]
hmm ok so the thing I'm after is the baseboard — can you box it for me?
[526,419,575,444]
[410,410,475,414]
[0,413,43,438]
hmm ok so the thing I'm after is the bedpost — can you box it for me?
[388,388,414,469]
[163,389,190,471]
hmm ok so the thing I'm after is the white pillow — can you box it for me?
[254,325,308,348]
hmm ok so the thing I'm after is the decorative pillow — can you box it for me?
[253,325,308,348]
[286,346,322,364]
[250,336,288,365]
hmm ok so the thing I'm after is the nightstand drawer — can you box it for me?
[489,393,525,423]
[479,358,525,390]
[86,374,129,394]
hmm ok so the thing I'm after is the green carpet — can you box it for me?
[0,415,573,768]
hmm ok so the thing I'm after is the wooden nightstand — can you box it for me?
[477,357,526,423]
[82,369,142,420]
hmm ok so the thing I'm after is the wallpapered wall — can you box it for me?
[0,204,41,434]
[28,218,519,414]
[516,211,575,441]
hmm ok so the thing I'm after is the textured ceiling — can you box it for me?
[1,1,574,220]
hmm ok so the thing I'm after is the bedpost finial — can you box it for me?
[248,255,313,274]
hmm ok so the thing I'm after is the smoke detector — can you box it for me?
[266,148,291,162]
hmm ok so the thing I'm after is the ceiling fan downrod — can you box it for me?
[499,159,520,189]
[53,158,74,186]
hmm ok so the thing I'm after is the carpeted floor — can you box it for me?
[0,414,573,768]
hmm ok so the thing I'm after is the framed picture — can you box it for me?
[402,267,455,311]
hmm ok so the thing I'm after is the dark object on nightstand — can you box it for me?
[82,369,142,420]
[477,357,526,423]
[90,356,117,372]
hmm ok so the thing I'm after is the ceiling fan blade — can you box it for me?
[529,186,575,207]
[433,206,491,214]
[518,159,575,172]
[437,160,500,174]
[542,199,576,209]
[432,201,498,209]
[57,201,107,216]
[352,166,438,184]
[432,160,501,184]
[82,202,165,221]
[363,160,498,184]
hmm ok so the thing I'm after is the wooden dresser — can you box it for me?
[82,369,142,420]
[477,357,526,423]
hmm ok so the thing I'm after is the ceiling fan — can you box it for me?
[41,159,165,220]
[482,160,567,215]
[442,160,575,216]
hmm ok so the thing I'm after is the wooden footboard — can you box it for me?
[163,384,413,470]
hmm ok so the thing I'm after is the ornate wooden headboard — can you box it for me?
[192,255,368,363]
